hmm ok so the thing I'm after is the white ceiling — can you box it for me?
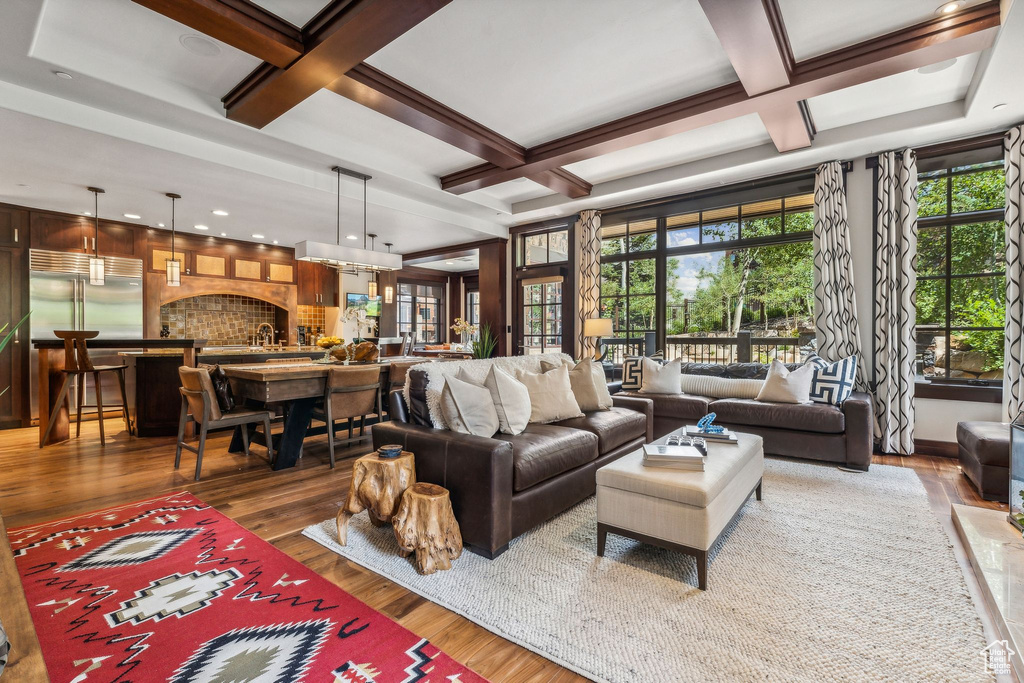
[0,0,1021,247]
[415,250,480,273]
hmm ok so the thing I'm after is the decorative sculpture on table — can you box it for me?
[696,412,725,434]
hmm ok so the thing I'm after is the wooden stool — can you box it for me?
[40,331,132,447]
[393,483,463,575]
[336,450,415,545]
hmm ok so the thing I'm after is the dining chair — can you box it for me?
[310,365,382,467]
[402,334,414,356]
[377,336,404,357]
[176,366,275,481]
[40,330,132,447]
[387,359,429,393]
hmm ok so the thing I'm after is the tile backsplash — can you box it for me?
[297,304,326,333]
[161,295,277,345]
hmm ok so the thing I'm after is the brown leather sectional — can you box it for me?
[371,367,654,559]
[612,362,874,471]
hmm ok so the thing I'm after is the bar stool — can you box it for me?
[40,331,132,447]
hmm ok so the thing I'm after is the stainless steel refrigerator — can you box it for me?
[29,249,144,420]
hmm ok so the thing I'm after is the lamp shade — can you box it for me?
[583,318,613,338]
[166,258,181,286]
[384,285,394,304]
[89,257,105,286]
[367,279,378,299]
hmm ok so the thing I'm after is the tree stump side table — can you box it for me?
[392,483,463,575]
[337,450,416,545]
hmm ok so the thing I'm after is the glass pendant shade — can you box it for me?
[89,257,105,285]
[384,285,394,304]
[367,278,378,299]
[166,258,181,286]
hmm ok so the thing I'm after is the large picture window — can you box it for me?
[398,282,443,343]
[916,158,1005,383]
[599,189,815,365]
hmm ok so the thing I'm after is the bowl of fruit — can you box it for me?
[315,336,344,362]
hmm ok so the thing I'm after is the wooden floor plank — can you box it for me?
[0,421,1009,682]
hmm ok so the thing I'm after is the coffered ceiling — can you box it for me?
[0,0,1021,253]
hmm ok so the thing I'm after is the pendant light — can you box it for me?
[366,233,378,299]
[383,242,394,304]
[293,165,401,271]
[165,192,181,286]
[87,187,105,285]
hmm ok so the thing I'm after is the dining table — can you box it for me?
[222,357,419,470]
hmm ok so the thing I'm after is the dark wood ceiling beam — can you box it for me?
[529,168,593,199]
[440,1,1000,194]
[698,0,811,152]
[131,0,302,68]
[223,0,452,128]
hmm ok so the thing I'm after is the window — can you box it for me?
[517,227,569,266]
[522,277,563,354]
[916,158,1005,383]
[599,190,815,365]
[398,282,443,343]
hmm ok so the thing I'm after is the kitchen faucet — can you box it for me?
[256,322,275,347]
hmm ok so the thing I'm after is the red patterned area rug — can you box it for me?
[8,492,487,682]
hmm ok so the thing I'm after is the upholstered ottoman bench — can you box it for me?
[957,421,1010,502]
[595,431,764,590]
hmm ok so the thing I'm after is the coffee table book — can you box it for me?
[642,444,705,471]
[684,425,739,443]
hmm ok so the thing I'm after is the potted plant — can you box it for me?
[450,317,478,351]
[472,322,498,359]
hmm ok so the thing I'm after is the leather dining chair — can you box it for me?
[40,330,132,447]
[377,336,405,358]
[176,366,275,481]
[310,365,382,467]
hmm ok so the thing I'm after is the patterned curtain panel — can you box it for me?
[575,209,602,359]
[874,149,918,455]
[813,161,868,391]
[1005,125,1024,422]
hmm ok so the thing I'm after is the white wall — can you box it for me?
[338,270,371,340]
[844,161,1001,442]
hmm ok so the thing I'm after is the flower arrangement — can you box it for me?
[450,317,478,337]
[343,307,377,339]
[316,335,344,349]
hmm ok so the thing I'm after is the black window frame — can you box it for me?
[516,225,570,267]
[397,279,444,344]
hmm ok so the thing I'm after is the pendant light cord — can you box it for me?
[362,177,367,250]
[93,190,99,257]
[171,196,175,258]
[336,167,341,246]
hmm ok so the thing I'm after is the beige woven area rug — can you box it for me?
[304,459,988,682]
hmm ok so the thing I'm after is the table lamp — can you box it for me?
[583,318,613,362]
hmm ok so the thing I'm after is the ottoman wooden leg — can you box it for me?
[756,478,762,501]
[597,522,607,556]
[696,549,708,591]
[393,483,462,575]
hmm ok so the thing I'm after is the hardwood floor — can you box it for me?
[0,422,1007,682]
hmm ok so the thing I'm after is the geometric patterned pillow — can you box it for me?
[807,354,857,406]
[621,352,664,391]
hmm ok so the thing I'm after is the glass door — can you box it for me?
[520,276,562,355]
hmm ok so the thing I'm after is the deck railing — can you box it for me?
[601,331,806,366]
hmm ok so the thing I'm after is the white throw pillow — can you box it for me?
[515,364,584,424]
[639,357,681,394]
[755,359,815,403]
[440,375,499,437]
[679,374,764,400]
[541,357,612,412]
[484,366,531,435]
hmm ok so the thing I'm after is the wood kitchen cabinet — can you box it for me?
[31,212,140,257]
[0,206,27,247]
[297,260,338,305]
[0,245,27,428]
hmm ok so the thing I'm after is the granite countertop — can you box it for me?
[119,346,326,357]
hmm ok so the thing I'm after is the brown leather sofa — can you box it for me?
[611,362,874,471]
[372,367,654,559]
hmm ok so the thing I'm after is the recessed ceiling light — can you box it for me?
[252,233,265,239]
[220,232,227,236]
[917,58,957,74]
[83,211,92,216]
[123,213,141,219]
[936,1,962,14]
[16,183,28,187]
[445,261,455,265]
[212,209,229,216]
[346,234,358,240]
[52,70,73,80]
[194,224,209,230]
[993,103,1008,111]
[157,222,165,228]
[272,240,279,244]
[179,34,221,57]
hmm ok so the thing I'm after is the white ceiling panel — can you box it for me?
[778,0,959,61]
[468,179,552,206]
[563,115,772,185]
[0,108,491,253]
[808,54,980,132]
[366,0,736,146]
[415,251,480,273]
[249,0,328,28]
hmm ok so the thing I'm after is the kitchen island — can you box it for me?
[121,346,329,436]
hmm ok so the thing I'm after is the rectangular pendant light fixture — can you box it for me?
[89,256,105,285]
[166,258,181,286]
[88,186,105,285]
[384,285,394,304]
